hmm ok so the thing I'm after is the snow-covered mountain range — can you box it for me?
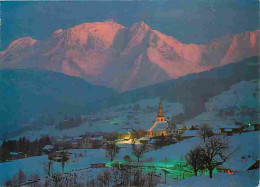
[0,20,258,91]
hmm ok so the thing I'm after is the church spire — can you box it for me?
[157,99,163,117]
[156,99,164,122]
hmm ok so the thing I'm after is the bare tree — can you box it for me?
[185,146,205,176]
[105,143,120,162]
[98,170,111,187]
[133,170,145,186]
[176,134,182,143]
[198,124,213,142]
[51,173,78,187]
[29,174,40,187]
[201,136,232,178]
[111,168,121,186]
[145,169,160,187]
[132,143,147,162]
[5,168,26,186]
[42,160,53,176]
[18,168,26,184]
[120,166,133,186]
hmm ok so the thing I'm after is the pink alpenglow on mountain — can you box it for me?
[0,21,259,92]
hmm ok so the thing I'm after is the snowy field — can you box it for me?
[159,171,259,187]
[144,131,259,167]
[1,131,258,186]
[0,147,132,185]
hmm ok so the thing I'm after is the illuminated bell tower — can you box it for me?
[156,99,165,122]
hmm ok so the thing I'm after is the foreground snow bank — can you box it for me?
[158,171,259,187]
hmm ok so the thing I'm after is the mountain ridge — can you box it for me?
[0,20,259,91]
[96,56,259,119]
[0,68,116,137]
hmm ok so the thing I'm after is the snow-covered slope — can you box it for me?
[144,131,259,170]
[13,98,183,140]
[205,80,259,111]
[186,80,259,127]
[166,171,259,187]
[0,147,133,185]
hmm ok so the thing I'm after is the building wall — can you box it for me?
[152,130,167,137]
[78,139,103,149]
[117,132,137,140]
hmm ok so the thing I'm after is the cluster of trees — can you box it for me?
[5,168,27,186]
[43,172,78,187]
[95,167,160,187]
[0,136,51,162]
[56,116,82,130]
[186,124,233,178]
[42,167,160,187]
[5,168,40,186]
[105,141,148,163]
[153,135,176,149]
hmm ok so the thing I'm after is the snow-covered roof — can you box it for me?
[149,122,168,131]
[74,137,82,140]
[224,129,233,132]
[10,152,21,155]
[139,137,150,141]
[43,145,54,150]
[220,157,258,171]
[181,130,199,137]
[81,136,104,141]
[213,129,221,134]
[117,128,135,133]
[90,136,103,141]
[217,124,241,129]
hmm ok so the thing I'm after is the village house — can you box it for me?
[48,151,71,162]
[42,145,54,154]
[217,124,244,136]
[117,128,138,140]
[176,124,188,134]
[245,123,260,131]
[217,155,259,174]
[212,129,221,135]
[9,152,25,160]
[166,123,179,137]
[181,130,200,139]
[139,137,150,144]
[76,136,107,149]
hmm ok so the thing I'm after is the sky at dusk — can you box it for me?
[0,0,258,50]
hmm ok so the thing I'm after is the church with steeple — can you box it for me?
[156,100,165,122]
[146,99,185,138]
[147,99,168,137]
